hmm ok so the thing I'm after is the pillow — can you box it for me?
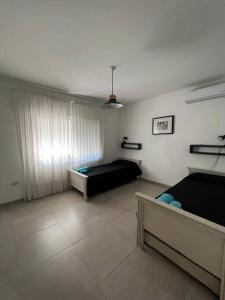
[158,193,174,204]
[79,168,88,174]
[75,166,89,174]
[170,200,182,209]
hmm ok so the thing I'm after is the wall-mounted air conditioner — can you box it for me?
[185,82,225,104]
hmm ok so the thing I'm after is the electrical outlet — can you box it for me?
[11,181,19,186]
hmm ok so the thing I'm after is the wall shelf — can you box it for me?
[121,137,142,150]
[190,144,225,156]
[121,142,142,150]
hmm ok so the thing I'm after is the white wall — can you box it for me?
[0,76,121,204]
[121,89,225,186]
[0,80,24,204]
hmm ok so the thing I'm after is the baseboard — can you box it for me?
[140,176,170,189]
[0,197,25,207]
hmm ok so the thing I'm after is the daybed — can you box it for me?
[69,158,142,200]
[136,167,225,299]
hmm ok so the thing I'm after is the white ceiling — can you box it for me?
[0,0,225,103]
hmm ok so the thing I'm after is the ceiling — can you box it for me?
[0,0,225,103]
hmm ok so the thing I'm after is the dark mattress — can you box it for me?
[86,159,142,196]
[164,172,225,227]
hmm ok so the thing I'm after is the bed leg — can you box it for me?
[83,178,88,201]
[220,243,225,300]
[84,191,88,201]
[137,197,145,249]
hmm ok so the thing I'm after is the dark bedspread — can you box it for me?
[86,160,142,196]
[164,172,225,226]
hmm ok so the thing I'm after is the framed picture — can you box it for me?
[152,115,174,135]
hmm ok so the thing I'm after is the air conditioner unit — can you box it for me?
[185,82,225,104]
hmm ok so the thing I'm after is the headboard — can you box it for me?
[188,167,225,177]
[119,157,142,168]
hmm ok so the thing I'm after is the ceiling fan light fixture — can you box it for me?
[103,100,123,109]
[103,66,123,109]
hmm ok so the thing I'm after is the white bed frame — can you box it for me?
[69,158,142,200]
[136,167,225,299]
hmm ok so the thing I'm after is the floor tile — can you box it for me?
[0,283,19,300]
[154,257,192,299]
[107,182,137,199]
[0,205,15,224]
[13,210,58,240]
[45,190,83,217]
[119,194,138,211]
[17,246,96,300]
[53,200,96,223]
[75,227,134,283]
[15,224,71,276]
[84,287,106,300]
[59,211,107,244]
[90,194,129,218]
[9,199,49,220]
[100,248,170,300]
[58,196,129,244]
[110,210,137,246]
[105,196,131,214]
[0,242,16,289]
[185,279,218,300]
[0,221,15,246]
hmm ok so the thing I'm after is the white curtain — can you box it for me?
[71,103,104,167]
[12,90,104,201]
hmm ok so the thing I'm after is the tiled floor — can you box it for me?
[0,180,218,300]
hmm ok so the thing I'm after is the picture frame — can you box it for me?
[152,115,174,135]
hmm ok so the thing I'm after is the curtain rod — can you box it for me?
[11,88,104,107]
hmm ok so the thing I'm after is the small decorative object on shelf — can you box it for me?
[121,137,142,150]
[152,115,174,135]
[218,134,225,141]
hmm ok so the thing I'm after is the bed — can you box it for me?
[136,167,225,299]
[69,158,142,200]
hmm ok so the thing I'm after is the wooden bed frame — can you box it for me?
[136,167,225,299]
[69,158,142,200]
